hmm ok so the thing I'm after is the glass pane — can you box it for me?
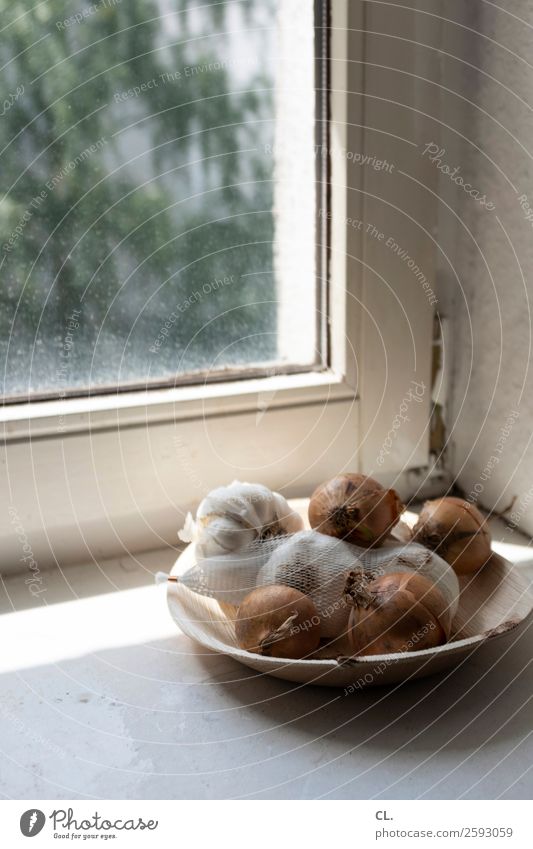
[0,0,319,399]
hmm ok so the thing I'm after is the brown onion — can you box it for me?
[411,496,491,575]
[344,570,448,655]
[308,473,404,547]
[235,585,320,658]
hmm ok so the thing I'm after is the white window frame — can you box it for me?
[0,0,436,573]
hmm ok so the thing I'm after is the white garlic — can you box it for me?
[257,530,364,639]
[179,480,304,558]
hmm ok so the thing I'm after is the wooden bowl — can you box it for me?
[166,540,533,689]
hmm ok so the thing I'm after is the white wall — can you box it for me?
[346,0,440,479]
[432,1,533,535]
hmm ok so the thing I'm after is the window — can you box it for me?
[0,1,435,573]
[0,0,325,400]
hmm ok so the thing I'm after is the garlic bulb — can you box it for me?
[180,481,303,558]
[257,530,364,639]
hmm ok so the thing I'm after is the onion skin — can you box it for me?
[411,497,492,575]
[344,571,448,656]
[235,585,320,658]
[308,473,404,547]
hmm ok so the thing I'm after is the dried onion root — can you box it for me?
[235,585,320,658]
[344,570,448,656]
[411,496,492,575]
[308,473,404,547]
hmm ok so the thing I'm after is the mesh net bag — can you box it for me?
[176,529,460,639]
[257,531,363,637]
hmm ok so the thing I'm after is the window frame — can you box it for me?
[1,0,345,439]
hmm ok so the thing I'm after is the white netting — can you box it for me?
[177,529,460,639]
[257,531,362,637]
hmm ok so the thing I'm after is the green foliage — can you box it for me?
[0,0,277,395]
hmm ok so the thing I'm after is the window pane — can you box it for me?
[0,0,319,399]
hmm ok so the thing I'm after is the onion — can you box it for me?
[308,473,404,547]
[411,497,491,575]
[235,585,320,658]
[344,570,448,656]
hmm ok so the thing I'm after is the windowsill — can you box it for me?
[1,501,531,799]
[0,369,357,441]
